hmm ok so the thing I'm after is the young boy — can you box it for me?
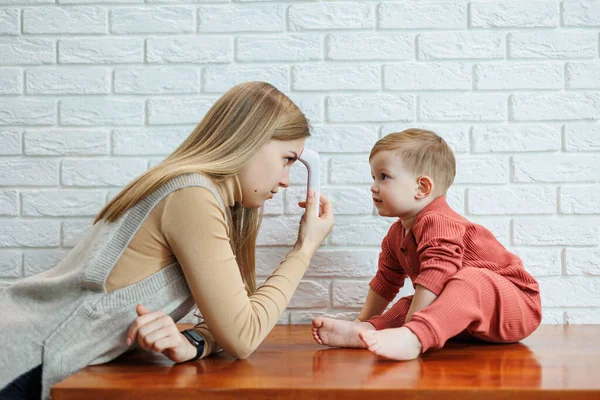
[312,129,542,360]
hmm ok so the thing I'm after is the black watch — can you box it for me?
[181,329,205,361]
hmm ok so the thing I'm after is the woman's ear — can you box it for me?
[415,176,433,199]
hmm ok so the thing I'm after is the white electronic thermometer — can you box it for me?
[298,148,321,217]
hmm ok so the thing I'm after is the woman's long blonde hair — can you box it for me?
[95,82,310,293]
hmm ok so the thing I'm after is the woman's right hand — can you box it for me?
[294,190,334,258]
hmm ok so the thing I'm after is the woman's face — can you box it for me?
[238,138,307,208]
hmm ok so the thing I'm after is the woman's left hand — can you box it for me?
[126,304,197,363]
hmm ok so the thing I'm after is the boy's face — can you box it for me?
[369,150,421,219]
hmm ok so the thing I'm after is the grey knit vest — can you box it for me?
[0,174,225,399]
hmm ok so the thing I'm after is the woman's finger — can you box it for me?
[140,325,176,351]
[128,312,171,346]
[319,194,333,217]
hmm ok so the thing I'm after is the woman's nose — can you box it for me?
[279,172,290,188]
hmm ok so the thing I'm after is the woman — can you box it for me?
[0,82,334,400]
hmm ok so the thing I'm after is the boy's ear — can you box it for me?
[415,176,433,199]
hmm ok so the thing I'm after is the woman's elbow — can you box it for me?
[225,342,255,360]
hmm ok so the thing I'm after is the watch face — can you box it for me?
[187,330,205,344]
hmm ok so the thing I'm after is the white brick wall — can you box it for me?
[1,0,599,325]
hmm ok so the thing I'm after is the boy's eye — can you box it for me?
[381,173,387,180]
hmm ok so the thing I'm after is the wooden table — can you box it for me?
[52,324,600,400]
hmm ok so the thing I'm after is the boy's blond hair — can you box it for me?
[370,128,456,196]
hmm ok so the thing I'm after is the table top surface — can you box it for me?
[52,324,600,400]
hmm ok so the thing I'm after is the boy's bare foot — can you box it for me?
[359,327,422,360]
[312,317,375,348]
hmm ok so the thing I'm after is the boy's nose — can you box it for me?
[370,184,378,193]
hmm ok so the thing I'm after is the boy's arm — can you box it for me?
[405,284,437,322]
[413,213,466,296]
[357,288,390,321]
[369,222,408,304]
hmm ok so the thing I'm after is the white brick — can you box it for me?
[472,125,560,152]
[0,251,21,278]
[111,7,194,34]
[565,248,600,275]
[22,191,105,217]
[511,248,562,276]
[0,190,18,217]
[565,310,600,324]
[290,311,359,324]
[263,194,282,216]
[255,247,290,275]
[288,2,373,31]
[257,216,302,246]
[379,2,466,29]
[513,156,598,183]
[24,6,106,34]
[59,38,143,64]
[26,67,110,95]
[384,63,471,91]
[0,9,19,35]
[475,63,562,90]
[308,125,377,153]
[204,66,287,93]
[419,32,503,60]
[455,157,508,184]
[0,221,60,247]
[420,94,506,122]
[62,159,146,187]
[330,216,393,246]
[327,34,412,61]
[198,5,284,32]
[62,220,93,247]
[327,95,414,122]
[285,187,372,215]
[538,277,600,306]
[468,186,556,215]
[561,186,600,214]
[147,98,217,125]
[563,0,600,26]
[24,249,69,276]
[329,157,372,184]
[25,129,108,156]
[0,130,21,155]
[308,249,377,278]
[541,309,564,324]
[511,93,600,121]
[514,219,599,246]
[565,123,600,152]
[469,217,510,246]
[60,99,143,126]
[0,98,55,126]
[0,159,57,186]
[293,65,379,91]
[2,0,53,3]
[447,187,465,214]
[148,37,232,63]
[567,62,600,89]
[236,35,321,62]
[114,67,199,94]
[0,68,22,94]
[509,32,596,59]
[60,0,142,3]
[288,280,328,308]
[471,1,558,27]
[0,39,54,65]
[288,94,323,123]
[332,280,369,308]
[112,128,188,155]
[381,124,470,154]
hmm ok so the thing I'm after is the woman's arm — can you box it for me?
[162,187,312,359]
